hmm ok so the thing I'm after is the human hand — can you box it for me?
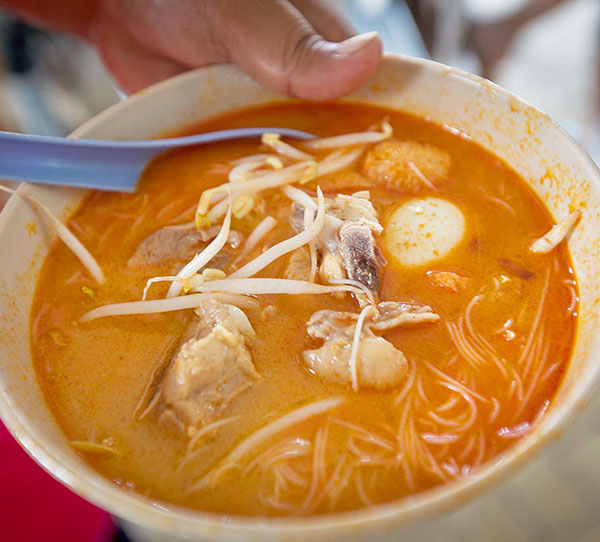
[90,0,383,99]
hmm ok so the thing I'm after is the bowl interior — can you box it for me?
[1,55,600,541]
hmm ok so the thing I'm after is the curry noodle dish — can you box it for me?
[28,103,581,516]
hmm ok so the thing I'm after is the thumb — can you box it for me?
[285,32,383,100]
[212,1,382,100]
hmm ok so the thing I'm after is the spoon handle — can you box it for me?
[0,131,158,192]
[0,128,314,192]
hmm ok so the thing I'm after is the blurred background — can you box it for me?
[1,0,600,540]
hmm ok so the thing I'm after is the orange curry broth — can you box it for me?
[30,102,577,516]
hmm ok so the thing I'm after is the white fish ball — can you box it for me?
[384,197,466,267]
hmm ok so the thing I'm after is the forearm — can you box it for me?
[0,0,98,38]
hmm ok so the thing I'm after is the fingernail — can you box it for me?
[335,31,380,54]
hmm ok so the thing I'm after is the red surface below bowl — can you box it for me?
[0,421,115,542]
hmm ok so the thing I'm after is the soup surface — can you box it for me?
[31,103,578,516]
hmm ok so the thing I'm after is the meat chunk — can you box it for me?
[304,335,408,390]
[128,227,204,268]
[307,302,439,338]
[319,251,344,287]
[339,222,385,293]
[290,192,377,230]
[322,193,382,234]
[128,225,242,269]
[369,301,441,329]
[303,302,439,390]
[362,141,451,192]
[289,192,385,298]
[283,247,312,281]
[160,300,258,435]
[427,270,469,292]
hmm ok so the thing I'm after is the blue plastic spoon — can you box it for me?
[0,128,314,192]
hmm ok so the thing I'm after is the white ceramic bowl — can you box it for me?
[1,55,600,542]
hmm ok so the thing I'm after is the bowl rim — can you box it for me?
[2,52,600,539]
